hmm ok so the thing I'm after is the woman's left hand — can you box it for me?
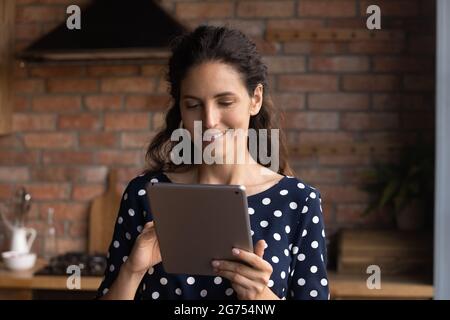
[211,240,279,300]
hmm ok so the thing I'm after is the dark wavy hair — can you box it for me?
[144,25,294,176]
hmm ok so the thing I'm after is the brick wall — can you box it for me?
[0,0,436,261]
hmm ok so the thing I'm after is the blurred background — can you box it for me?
[0,0,445,299]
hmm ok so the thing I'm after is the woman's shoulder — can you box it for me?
[124,170,168,194]
[282,175,322,200]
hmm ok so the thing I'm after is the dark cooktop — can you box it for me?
[35,252,107,277]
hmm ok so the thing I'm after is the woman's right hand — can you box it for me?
[123,221,161,276]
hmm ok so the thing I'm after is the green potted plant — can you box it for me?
[361,142,434,230]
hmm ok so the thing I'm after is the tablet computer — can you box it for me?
[147,181,253,276]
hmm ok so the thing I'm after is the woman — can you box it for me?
[97,25,329,300]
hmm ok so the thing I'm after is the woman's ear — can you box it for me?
[249,84,263,116]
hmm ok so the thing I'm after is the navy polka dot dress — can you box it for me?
[96,171,329,300]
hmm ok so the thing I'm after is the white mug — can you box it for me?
[10,227,36,254]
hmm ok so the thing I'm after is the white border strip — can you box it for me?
[434,0,450,300]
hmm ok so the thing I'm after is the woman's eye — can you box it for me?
[186,104,200,109]
[219,102,233,107]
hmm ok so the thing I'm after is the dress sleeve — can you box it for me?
[288,189,330,300]
[95,182,145,300]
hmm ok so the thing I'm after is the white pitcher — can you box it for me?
[10,226,36,253]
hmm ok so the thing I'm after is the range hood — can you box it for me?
[18,0,188,62]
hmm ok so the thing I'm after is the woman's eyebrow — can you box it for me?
[182,92,236,100]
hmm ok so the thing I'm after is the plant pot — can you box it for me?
[395,200,426,230]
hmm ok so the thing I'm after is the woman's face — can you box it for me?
[179,61,263,161]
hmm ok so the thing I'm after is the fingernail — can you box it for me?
[212,260,220,267]
[232,248,240,255]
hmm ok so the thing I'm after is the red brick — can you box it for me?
[101,77,156,93]
[296,168,340,183]
[47,79,98,93]
[251,37,280,55]
[267,19,325,30]
[0,136,21,149]
[77,166,108,183]
[320,185,369,203]
[326,17,366,28]
[373,57,434,72]
[25,183,71,200]
[309,56,369,72]
[42,151,93,165]
[58,114,101,130]
[403,75,434,91]
[343,75,401,92]
[263,56,306,73]
[318,154,371,166]
[116,168,143,184]
[87,65,139,76]
[104,113,150,131]
[69,222,88,238]
[14,96,30,111]
[13,79,45,93]
[372,94,431,111]
[175,2,234,19]
[121,132,155,149]
[72,184,105,201]
[32,96,82,112]
[0,184,15,199]
[401,112,434,129]
[299,0,356,17]
[284,42,348,55]
[31,167,77,182]
[56,238,87,254]
[237,1,295,18]
[408,35,435,54]
[152,112,166,130]
[308,93,369,110]
[124,95,171,111]
[84,94,122,111]
[278,75,338,92]
[283,111,339,130]
[12,113,56,131]
[16,6,64,23]
[79,132,118,148]
[95,150,142,166]
[23,133,76,149]
[349,41,404,54]
[0,151,40,165]
[15,23,42,41]
[29,66,85,77]
[341,112,399,130]
[141,65,166,77]
[360,0,420,17]
[272,93,305,110]
[297,132,355,145]
[0,167,30,182]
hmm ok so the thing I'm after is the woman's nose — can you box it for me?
[202,104,220,129]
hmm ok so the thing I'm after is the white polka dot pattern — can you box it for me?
[97,173,329,301]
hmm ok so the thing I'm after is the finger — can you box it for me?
[215,269,254,290]
[229,247,271,272]
[254,240,266,258]
[213,260,261,281]
[232,284,247,300]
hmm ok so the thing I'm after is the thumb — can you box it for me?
[254,240,266,258]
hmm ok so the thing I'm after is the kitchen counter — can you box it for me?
[0,259,433,299]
